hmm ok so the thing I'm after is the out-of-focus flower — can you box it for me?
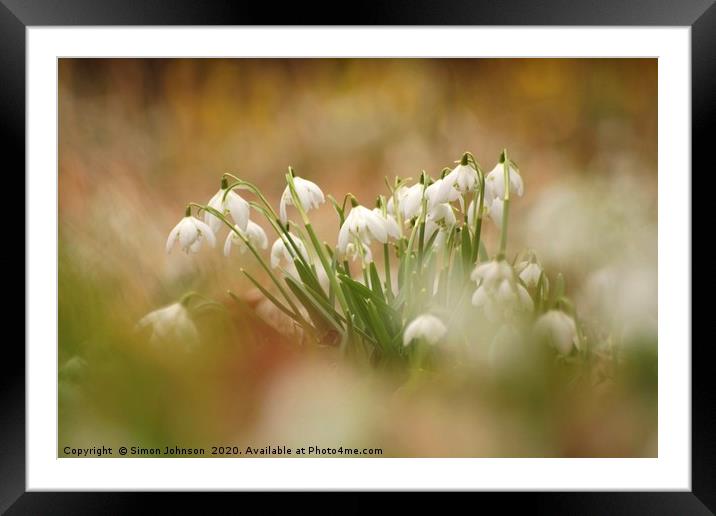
[279,176,325,224]
[136,302,199,348]
[206,184,250,233]
[338,204,389,255]
[386,182,424,221]
[223,221,269,256]
[372,207,401,240]
[403,314,447,346]
[516,257,543,288]
[484,161,524,206]
[470,259,513,289]
[425,177,460,208]
[166,215,216,254]
[535,310,579,355]
[270,234,307,269]
[471,259,533,318]
[487,197,504,228]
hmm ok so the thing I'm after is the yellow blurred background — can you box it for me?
[59,58,657,457]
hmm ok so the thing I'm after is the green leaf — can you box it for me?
[368,262,386,302]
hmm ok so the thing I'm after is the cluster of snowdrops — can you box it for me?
[144,151,585,370]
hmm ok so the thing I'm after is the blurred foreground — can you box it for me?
[59,59,657,457]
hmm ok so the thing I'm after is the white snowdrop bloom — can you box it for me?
[516,284,534,311]
[205,183,250,233]
[279,176,325,224]
[223,221,269,257]
[470,259,513,289]
[166,215,216,254]
[484,161,524,206]
[372,207,401,240]
[270,234,307,269]
[471,285,490,308]
[137,302,199,348]
[425,177,460,209]
[516,260,543,288]
[440,162,478,197]
[337,204,389,254]
[426,202,456,228]
[487,197,504,228]
[386,183,423,222]
[403,314,447,347]
[424,203,456,248]
[535,310,579,355]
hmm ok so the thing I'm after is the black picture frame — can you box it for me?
[5,0,708,512]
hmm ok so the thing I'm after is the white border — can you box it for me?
[27,27,690,490]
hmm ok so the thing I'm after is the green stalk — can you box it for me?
[470,160,485,263]
[383,243,393,300]
[497,149,511,260]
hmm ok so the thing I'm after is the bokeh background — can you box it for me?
[59,58,657,457]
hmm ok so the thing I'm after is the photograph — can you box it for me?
[57,57,658,459]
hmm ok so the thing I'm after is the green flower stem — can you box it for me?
[497,149,511,260]
[383,243,393,300]
[188,202,304,322]
[470,171,485,263]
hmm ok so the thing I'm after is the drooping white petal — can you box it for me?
[488,197,504,228]
[223,232,234,256]
[518,262,542,288]
[165,221,182,254]
[178,217,199,251]
[226,190,250,231]
[485,162,524,205]
[337,224,351,253]
[535,310,578,355]
[400,184,424,220]
[246,220,268,250]
[403,314,447,346]
[192,218,216,248]
[516,284,534,311]
[205,190,225,233]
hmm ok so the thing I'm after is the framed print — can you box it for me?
[6,0,710,511]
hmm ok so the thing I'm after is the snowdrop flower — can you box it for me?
[403,314,447,347]
[487,197,504,228]
[205,178,250,233]
[426,203,456,229]
[470,259,513,290]
[166,211,216,254]
[387,183,424,221]
[440,160,478,198]
[223,221,268,257]
[279,176,325,224]
[425,177,460,209]
[137,302,199,348]
[495,279,534,312]
[535,310,579,355]
[424,203,457,247]
[270,234,307,269]
[471,260,533,317]
[516,258,543,288]
[337,203,389,255]
[372,207,401,240]
[484,160,524,206]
